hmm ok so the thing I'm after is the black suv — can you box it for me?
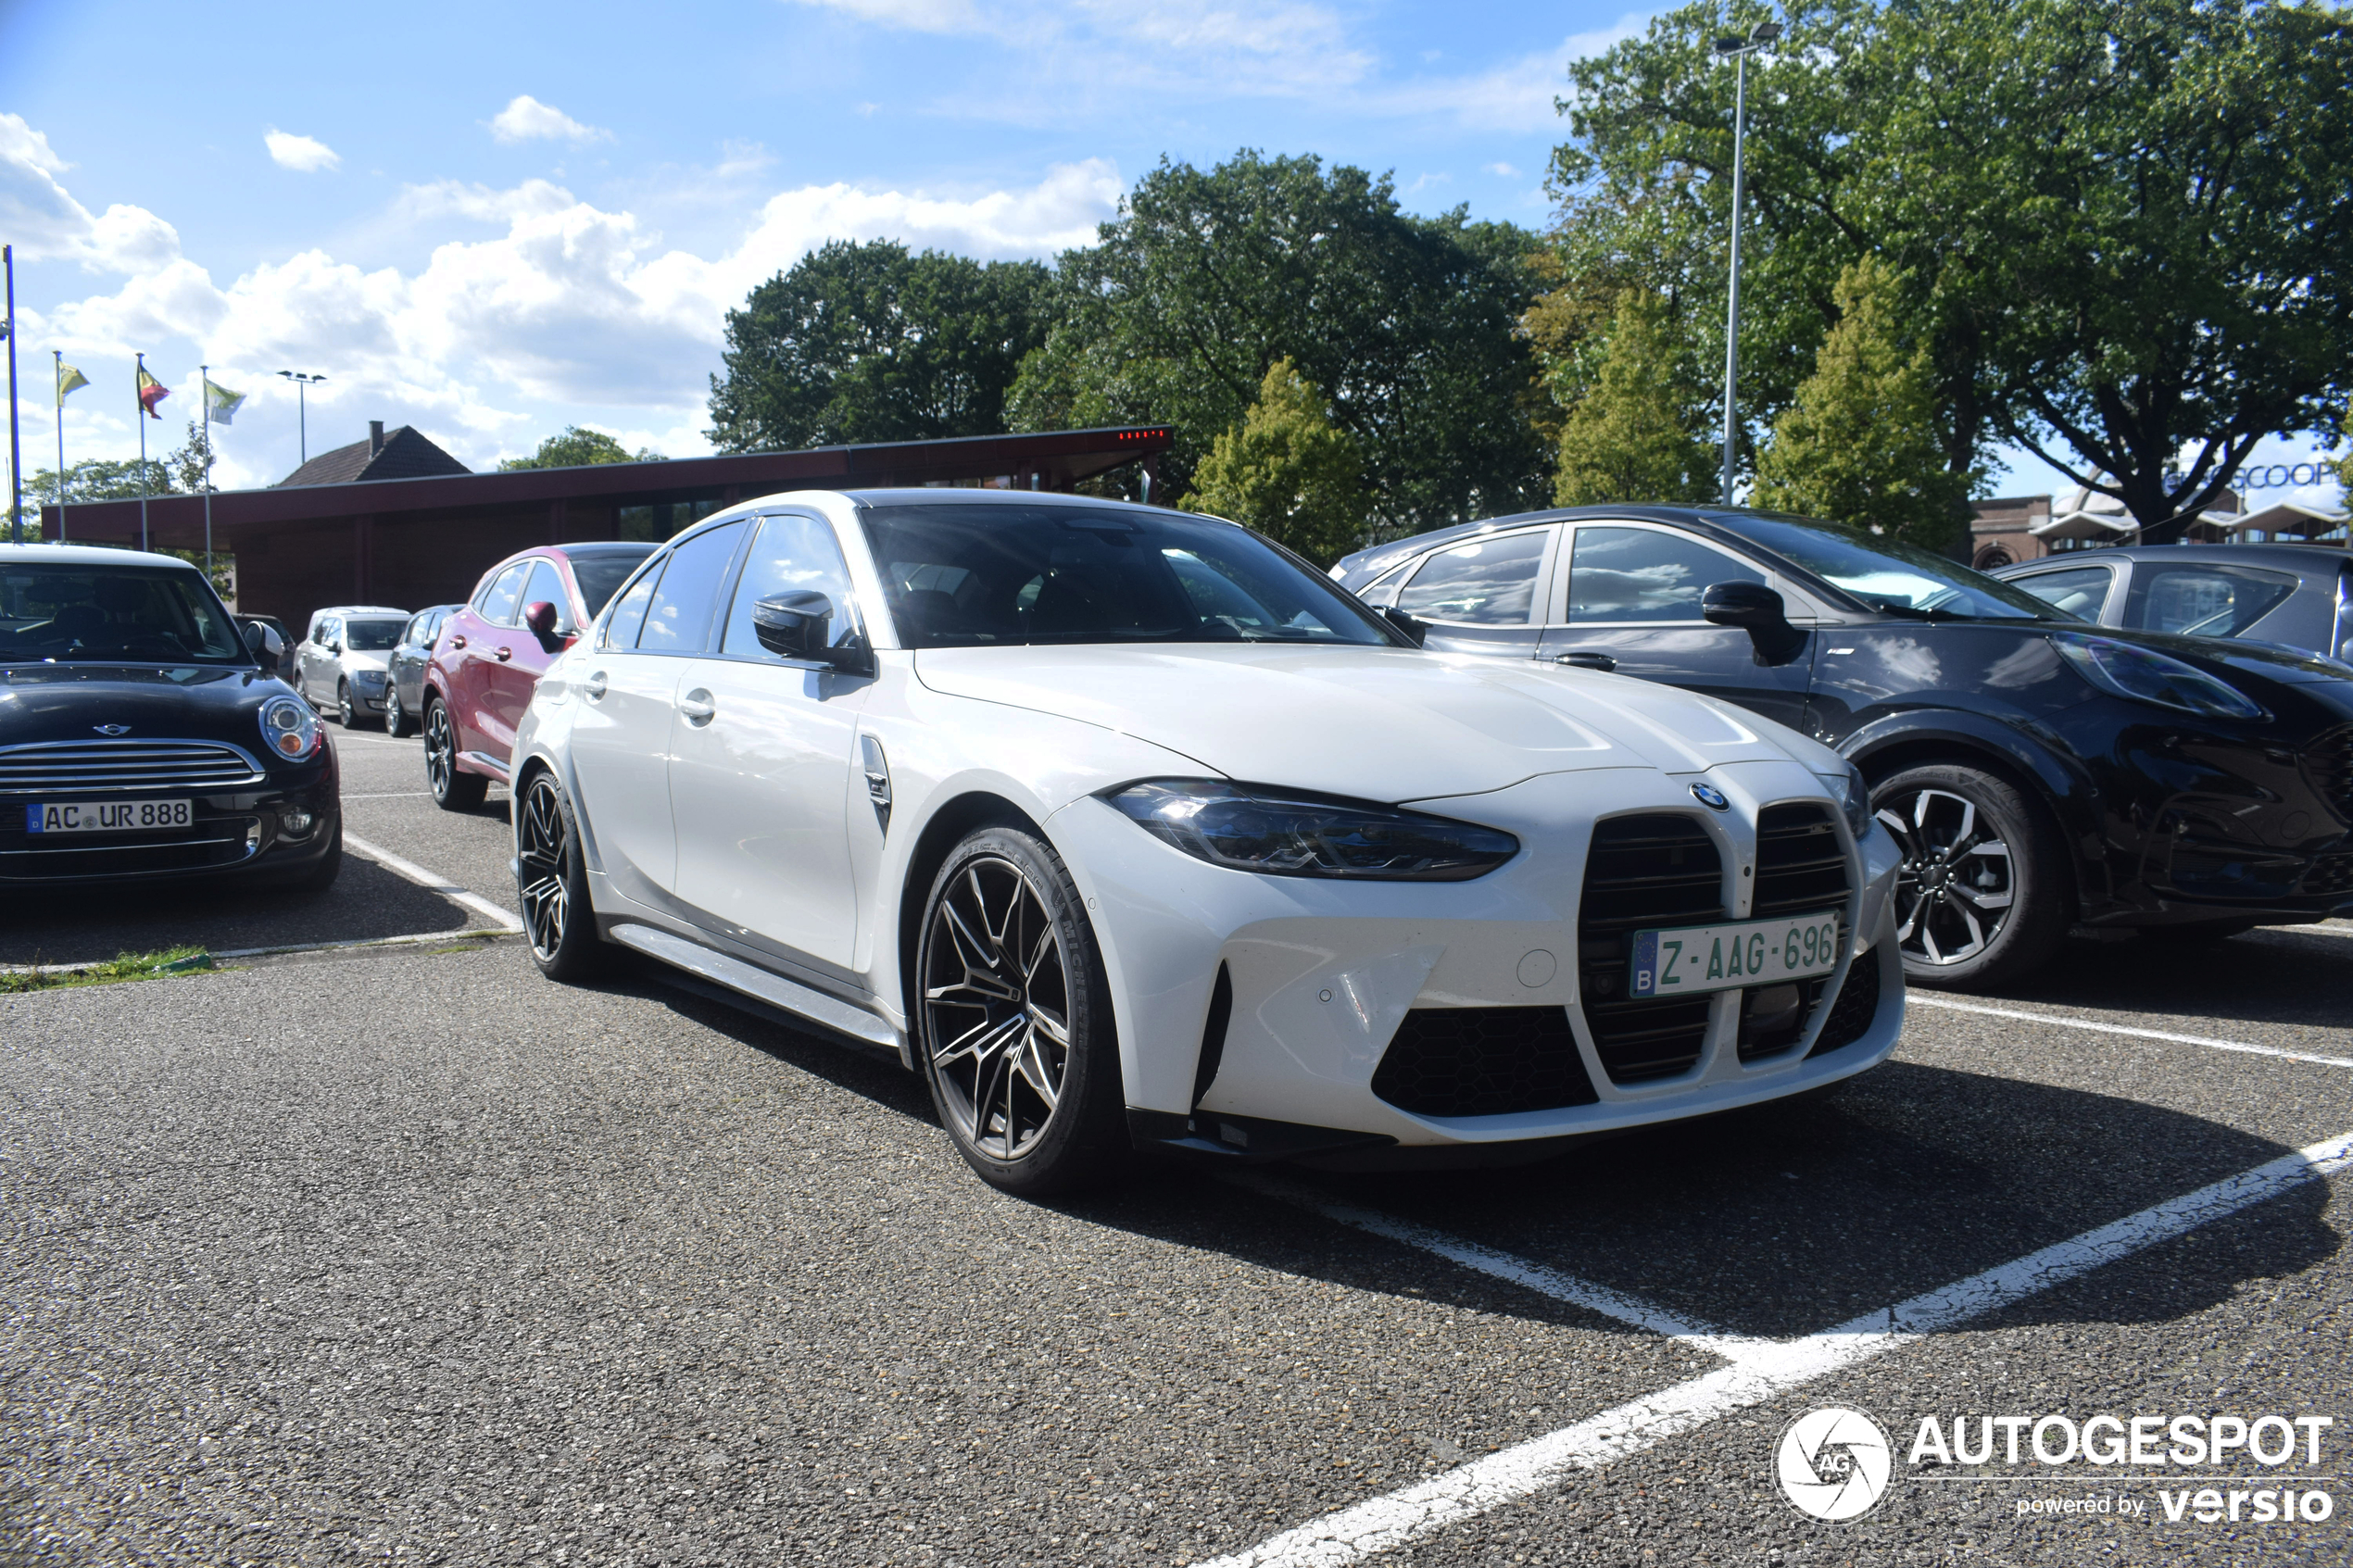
[1335,507,2353,988]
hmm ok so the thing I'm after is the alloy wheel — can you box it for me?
[337,681,356,727]
[426,705,456,797]
[1878,785,2016,965]
[922,856,1073,1161]
[517,775,572,961]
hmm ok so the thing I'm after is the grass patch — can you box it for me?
[0,946,215,994]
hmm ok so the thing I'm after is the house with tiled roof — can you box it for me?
[276,420,472,487]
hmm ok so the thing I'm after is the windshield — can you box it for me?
[346,618,404,651]
[1728,513,2074,621]
[0,561,246,663]
[570,548,657,618]
[859,503,1399,648]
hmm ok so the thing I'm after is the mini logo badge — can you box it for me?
[1777,1407,1892,1521]
[1691,782,1730,810]
[93,724,132,737]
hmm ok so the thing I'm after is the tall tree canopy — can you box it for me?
[1179,358,1366,566]
[708,240,1052,453]
[1551,291,1718,508]
[1007,152,1552,539]
[499,426,661,470]
[1554,0,2353,540]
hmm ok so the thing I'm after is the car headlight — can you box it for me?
[1105,779,1519,881]
[351,668,388,687]
[1813,760,1874,842]
[2053,633,2268,721]
[258,694,322,760]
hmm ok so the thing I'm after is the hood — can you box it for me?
[913,645,1817,801]
[0,663,283,748]
[339,649,391,675]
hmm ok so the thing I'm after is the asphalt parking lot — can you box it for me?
[5,726,2352,1565]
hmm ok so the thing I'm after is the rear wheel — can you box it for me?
[517,771,604,983]
[915,826,1126,1196]
[1873,761,2070,989]
[424,696,488,811]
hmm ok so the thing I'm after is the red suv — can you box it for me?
[422,543,655,809]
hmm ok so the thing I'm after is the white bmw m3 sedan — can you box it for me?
[511,490,1906,1193]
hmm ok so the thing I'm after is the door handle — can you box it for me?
[585,671,609,700]
[495,646,512,661]
[449,633,467,650]
[1554,650,1617,671]
[679,688,716,724]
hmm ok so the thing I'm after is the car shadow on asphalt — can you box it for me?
[1959,928,2353,1031]
[0,854,475,967]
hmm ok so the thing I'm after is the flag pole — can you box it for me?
[200,362,213,584]
[5,245,20,546]
[135,351,149,551]
[53,351,66,542]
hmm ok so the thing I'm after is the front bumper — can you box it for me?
[0,758,339,887]
[1051,759,1905,1150]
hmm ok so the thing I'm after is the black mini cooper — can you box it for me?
[0,546,340,891]
[1335,507,2353,988]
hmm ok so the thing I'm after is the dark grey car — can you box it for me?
[1990,544,2353,664]
[384,604,459,738]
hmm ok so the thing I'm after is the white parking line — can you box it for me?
[343,833,522,934]
[1910,994,2353,1070]
[1204,1129,2353,1568]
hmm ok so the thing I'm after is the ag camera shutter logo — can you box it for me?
[1778,1407,1894,1521]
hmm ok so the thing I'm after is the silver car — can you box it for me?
[296,605,410,728]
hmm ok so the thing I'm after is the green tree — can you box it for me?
[707,240,1051,453]
[2338,406,2352,504]
[1551,0,2353,541]
[1551,291,1718,508]
[1752,257,1972,548]
[499,425,661,470]
[1178,358,1366,565]
[1007,151,1551,535]
[29,458,175,503]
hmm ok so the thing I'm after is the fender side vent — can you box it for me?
[1191,963,1233,1108]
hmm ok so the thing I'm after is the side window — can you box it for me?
[519,559,570,630]
[601,561,661,650]
[2123,564,2298,639]
[478,563,529,625]
[722,514,860,659]
[1567,525,1765,623]
[637,521,747,653]
[1393,530,1549,625]
[2008,566,2114,621]
[321,617,341,648]
[402,613,427,646]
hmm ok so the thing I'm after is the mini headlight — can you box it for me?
[2053,633,2267,721]
[258,694,321,760]
[1105,779,1519,881]
[1813,760,1874,842]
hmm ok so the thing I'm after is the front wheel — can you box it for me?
[517,771,604,983]
[424,697,488,811]
[1873,761,2070,990]
[384,688,416,737]
[336,679,358,728]
[915,826,1127,1196]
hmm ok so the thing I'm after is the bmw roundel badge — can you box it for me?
[1691,782,1731,810]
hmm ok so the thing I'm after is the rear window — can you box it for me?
[0,562,245,663]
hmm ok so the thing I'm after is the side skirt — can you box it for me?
[605,920,912,1069]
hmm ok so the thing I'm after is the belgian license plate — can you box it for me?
[26,799,194,835]
[1629,910,1843,999]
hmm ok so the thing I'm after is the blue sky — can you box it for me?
[0,0,2336,508]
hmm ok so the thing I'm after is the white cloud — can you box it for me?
[264,129,341,173]
[6,115,1119,480]
[1485,162,1520,178]
[489,95,612,145]
[1378,15,1653,133]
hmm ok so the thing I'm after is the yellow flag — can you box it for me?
[56,361,88,406]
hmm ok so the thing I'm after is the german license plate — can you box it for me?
[26,799,194,834]
[1629,910,1843,999]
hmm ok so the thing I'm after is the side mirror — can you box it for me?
[1381,606,1428,648]
[1703,581,1808,666]
[245,621,285,665]
[523,600,561,639]
[753,591,875,676]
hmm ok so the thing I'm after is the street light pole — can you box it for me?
[277,370,325,465]
[1713,21,1780,508]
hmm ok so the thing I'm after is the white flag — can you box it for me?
[204,377,245,425]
